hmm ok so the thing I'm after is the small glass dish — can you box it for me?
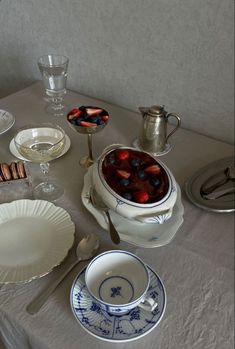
[0,162,32,204]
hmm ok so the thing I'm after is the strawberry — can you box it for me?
[145,164,161,174]
[67,109,83,120]
[116,149,129,161]
[69,108,79,115]
[116,169,131,179]
[133,191,149,203]
[80,121,97,127]
[86,108,103,116]
[101,115,109,122]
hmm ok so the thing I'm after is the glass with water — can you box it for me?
[38,54,69,116]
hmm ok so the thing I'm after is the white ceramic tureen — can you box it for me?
[92,145,178,224]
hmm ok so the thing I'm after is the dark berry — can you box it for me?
[120,178,130,186]
[75,118,83,126]
[108,154,115,164]
[138,170,146,180]
[89,115,99,123]
[97,119,105,125]
[150,177,161,187]
[83,113,90,120]
[79,106,86,112]
[131,158,140,167]
[123,192,132,201]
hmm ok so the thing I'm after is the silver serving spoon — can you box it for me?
[90,187,121,244]
[201,165,235,195]
[26,233,100,315]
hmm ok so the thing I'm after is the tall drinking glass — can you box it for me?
[14,124,66,201]
[38,54,69,117]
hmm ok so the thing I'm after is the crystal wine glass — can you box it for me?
[14,124,66,201]
[38,54,69,117]
[67,106,109,168]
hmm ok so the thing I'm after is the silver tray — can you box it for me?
[185,156,234,213]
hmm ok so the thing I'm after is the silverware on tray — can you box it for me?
[203,186,235,200]
[200,165,235,195]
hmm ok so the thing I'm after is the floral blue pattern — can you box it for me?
[70,265,166,342]
[110,286,123,298]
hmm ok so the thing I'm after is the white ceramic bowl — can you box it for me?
[92,145,178,223]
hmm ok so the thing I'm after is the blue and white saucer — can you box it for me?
[70,265,166,343]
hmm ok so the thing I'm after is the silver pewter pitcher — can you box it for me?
[139,105,181,154]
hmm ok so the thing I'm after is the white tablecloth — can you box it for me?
[0,83,234,349]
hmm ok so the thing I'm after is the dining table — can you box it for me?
[0,82,234,349]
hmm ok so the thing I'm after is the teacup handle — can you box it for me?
[138,297,158,312]
[166,113,181,142]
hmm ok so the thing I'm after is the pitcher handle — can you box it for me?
[166,113,181,142]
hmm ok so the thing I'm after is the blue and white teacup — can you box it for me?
[85,250,158,315]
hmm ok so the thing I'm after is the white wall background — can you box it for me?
[0,0,234,143]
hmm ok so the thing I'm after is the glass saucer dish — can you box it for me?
[81,167,184,248]
[0,200,75,284]
[70,265,166,343]
[0,109,15,135]
[9,134,71,161]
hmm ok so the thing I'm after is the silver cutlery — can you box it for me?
[90,187,121,244]
[203,186,235,200]
[201,165,235,195]
[26,233,100,315]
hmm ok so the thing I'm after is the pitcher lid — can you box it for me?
[148,105,166,116]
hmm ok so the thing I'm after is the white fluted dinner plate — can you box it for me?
[9,134,71,161]
[0,200,75,284]
[0,109,15,135]
[71,265,166,342]
[81,167,184,248]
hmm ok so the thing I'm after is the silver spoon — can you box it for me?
[201,165,235,195]
[90,187,121,244]
[26,233,100,315]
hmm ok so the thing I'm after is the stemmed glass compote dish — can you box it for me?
[67,106,109,168]
[14,123,66,201]
[38,54,69,117]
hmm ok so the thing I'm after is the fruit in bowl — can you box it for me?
[67,106,109,133]
[92,145,178,224]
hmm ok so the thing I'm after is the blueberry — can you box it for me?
[83,113,89,120]
[97,119,105,125]
[131,158,140,167]
[75,118,84,126]
[79,106,86,111]
[150,177,161,187]
[108,154,115,164]
[123,192,132,201]
[138,170,146,180]
[70,119,77,125]
[120,178,130,186]
[90,115,99,123]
